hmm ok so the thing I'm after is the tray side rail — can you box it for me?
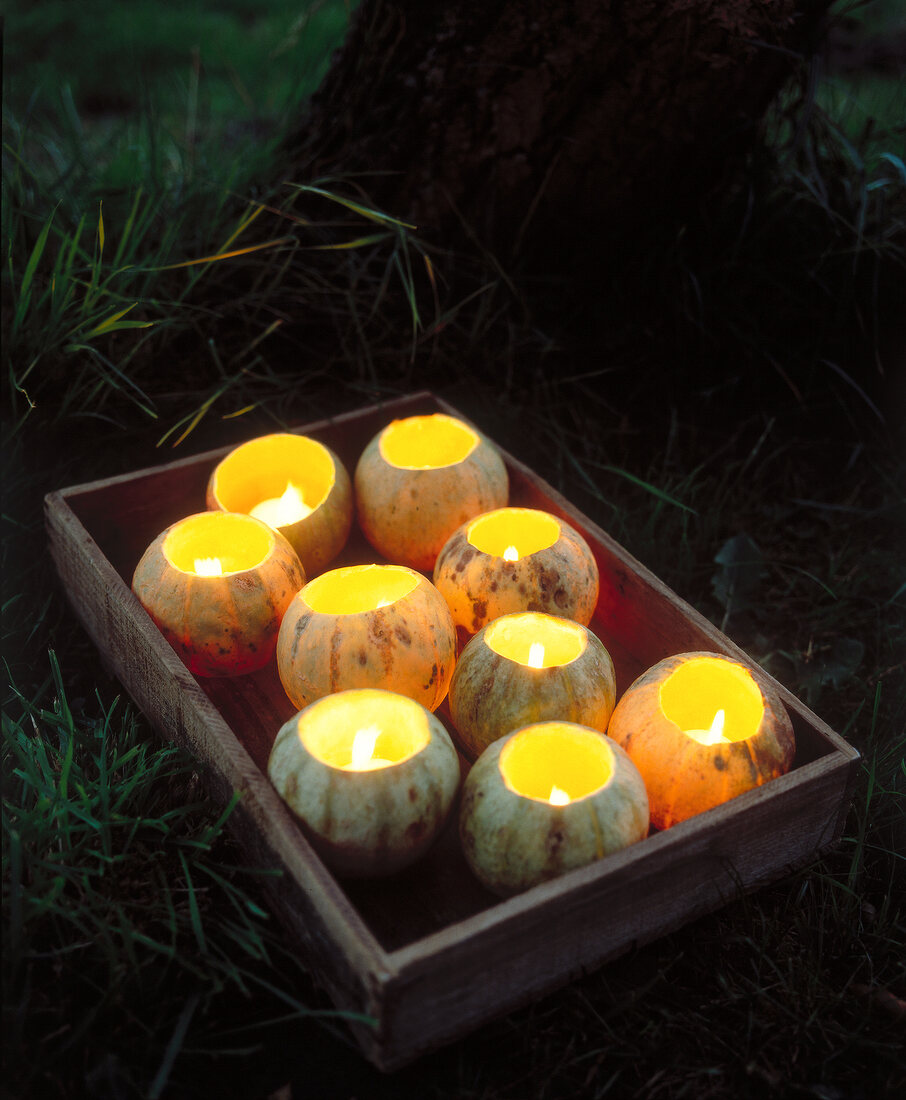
[44,490,394,1035]
[372,742,859,1070]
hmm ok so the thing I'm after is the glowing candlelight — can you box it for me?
[249,482,312,528]
[134,510,305,677]
[194,557,223,576]
[684,708,729,746]
[269,689,460,877]
[437,507,599,635]
[548,784,571,806]
[278,564,456,714]
[207,433,353,576]
[448,613,615,760]
[345,724,394,771]
[462,721,649,896]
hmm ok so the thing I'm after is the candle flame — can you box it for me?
[194,557,223,576]
[349,724,383,770]
[685,708,728,745]
[549,785,571,806]
[502,545,519,562]
[249,482,312,528]
[527,642,546,668]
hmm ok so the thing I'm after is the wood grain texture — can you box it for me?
[45,390,859,1070]
[45,490,391,1023]
[377,750,854,1069]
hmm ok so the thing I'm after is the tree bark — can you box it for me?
[291,0,829,262]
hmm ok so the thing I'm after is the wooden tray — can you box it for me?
[45,391,859,1070]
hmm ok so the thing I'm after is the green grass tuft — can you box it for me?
[2,652,349,1097]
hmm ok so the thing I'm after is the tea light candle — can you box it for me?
[608,651,796,829]
[276,563,457,712]
[207,433,353,577]
[433,507,599,633]
[459,721,649,896]
[268,689,460,877]
[448,612,617,759]
[249,483,312,528]
[354,413,509,571]
[344,724,395,771]
[131,511,306,676]
[683,708,728,746]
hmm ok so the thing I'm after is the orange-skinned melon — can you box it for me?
[354,413,508,571]
[132,511,305,677]
[206,432,353,577]
[276,563,457,711]
[433,507,599,633]
[607,651,795,829]
[448,612,616,759]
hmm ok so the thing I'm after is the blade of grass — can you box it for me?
[152,236,294,271]
[11,205,57,336]
[306,232,392,250]
[148,994,201,1100]
[79,303,153,339]
[287,182,418,229]
[593,463,699,515]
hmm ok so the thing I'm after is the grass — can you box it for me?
[3,0,355,439]
[5,0,350,193]
[2,653,353,1099]
[2,0,905,1096]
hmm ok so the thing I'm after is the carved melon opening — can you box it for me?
[164,512,273,575]
[501,723,613,805]
[211,434,336,525]
[658,657,764,744]
[298,689,431,770]
[304,564,419,615]
[378,413,478,469]
[467,508,560,560]
[485,613,586,668]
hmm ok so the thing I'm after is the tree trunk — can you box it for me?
[291,0,829,262]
